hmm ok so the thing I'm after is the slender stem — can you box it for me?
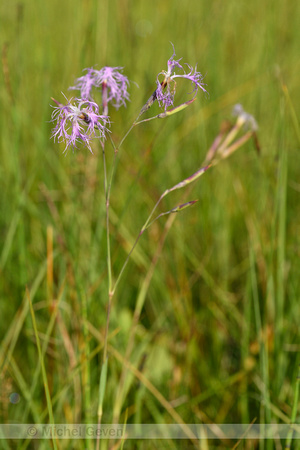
[99,114,143,408]
[111,231,142,296]
[105,197,112,295]
[96,139,111,450]
[103,293,112,363]
[101,141,112,294]
[96,117,140,450]
[80,287,92,450]
[27,288,58,450]
[141,194,166,231]
[285,362,300,449]
[107,136,119,202]
[112,193,165,296]
[100,137,113,364]
[106,116,141,208]
[133,116,158,126]
[100,115,149,300]
[118,122,136,150]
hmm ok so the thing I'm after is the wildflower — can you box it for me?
[232,104,258,132]
[95,67,130,109]
[155,44,207,110]
[69,66,130,110]
[69,67,96,100]
[50,95,110,153]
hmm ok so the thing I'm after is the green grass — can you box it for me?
[0,0,299,449]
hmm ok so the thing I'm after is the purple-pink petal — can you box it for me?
[69,67,96,100]
[51,96,110,153]
[94,66,130,109]
[167,44,184,75]
[155,45,208,111]
[69,66,130,110]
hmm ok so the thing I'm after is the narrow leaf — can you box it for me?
[98,357,108,417]
[27,287,58,450]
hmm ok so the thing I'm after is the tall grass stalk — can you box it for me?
[249,246,271,450]
[79,286,92,450]
[27,287,58,450]
[285,362,300,449]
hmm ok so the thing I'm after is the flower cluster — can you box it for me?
[51,66,130,153]
[155,45,207,110]
[50,96,110,153]
[50,45,208,152]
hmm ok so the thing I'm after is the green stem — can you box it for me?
[285,362,300,449]
[102,141,112,294]
[80,287,92,450]
[112,192,165,296]
[27,288,58,450]
[112,166,209,295]
[96,139,111,450]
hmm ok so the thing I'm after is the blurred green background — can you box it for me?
[0,0,299,448]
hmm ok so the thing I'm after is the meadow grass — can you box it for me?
[0,0,299,448]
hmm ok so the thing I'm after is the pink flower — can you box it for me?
[50,95,110,153]
[155,44,207,110]
[69,67,130,110]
